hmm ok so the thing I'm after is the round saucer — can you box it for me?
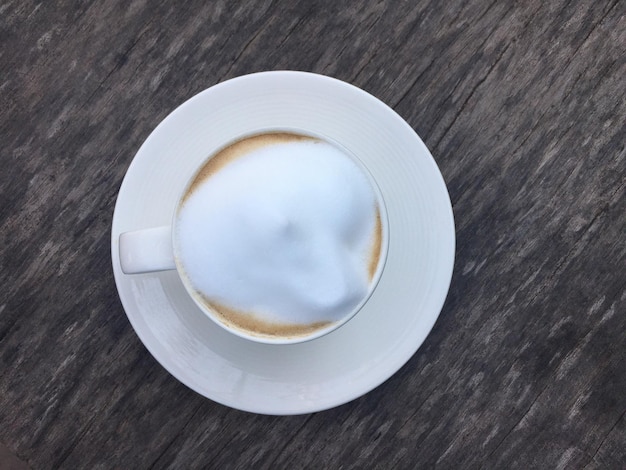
[111,71,455,415]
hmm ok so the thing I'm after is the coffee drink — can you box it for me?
[174,132,383,339]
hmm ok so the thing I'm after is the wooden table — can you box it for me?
[2,1,624,468]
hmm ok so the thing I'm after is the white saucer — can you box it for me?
[111,71,455,415]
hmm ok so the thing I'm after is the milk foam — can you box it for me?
[175,134,380,334]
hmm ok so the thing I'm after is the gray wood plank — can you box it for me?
[1,0,624,468]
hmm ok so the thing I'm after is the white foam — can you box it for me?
[175,138,378,326]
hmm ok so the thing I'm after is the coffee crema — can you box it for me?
[174,132,383,339]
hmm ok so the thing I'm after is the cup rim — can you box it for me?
[170,127,390,345]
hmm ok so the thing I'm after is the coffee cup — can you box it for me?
[119,129,389,344]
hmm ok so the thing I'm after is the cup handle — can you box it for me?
[119,226,176,274]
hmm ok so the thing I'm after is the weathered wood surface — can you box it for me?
[1,0,624,468]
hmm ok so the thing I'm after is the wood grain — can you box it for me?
[1,0,624,468]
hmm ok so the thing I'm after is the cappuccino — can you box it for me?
[174,132,383,339]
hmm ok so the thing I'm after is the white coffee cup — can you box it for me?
[119,129,389,344]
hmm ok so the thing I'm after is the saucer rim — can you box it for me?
[111,70,455,415]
